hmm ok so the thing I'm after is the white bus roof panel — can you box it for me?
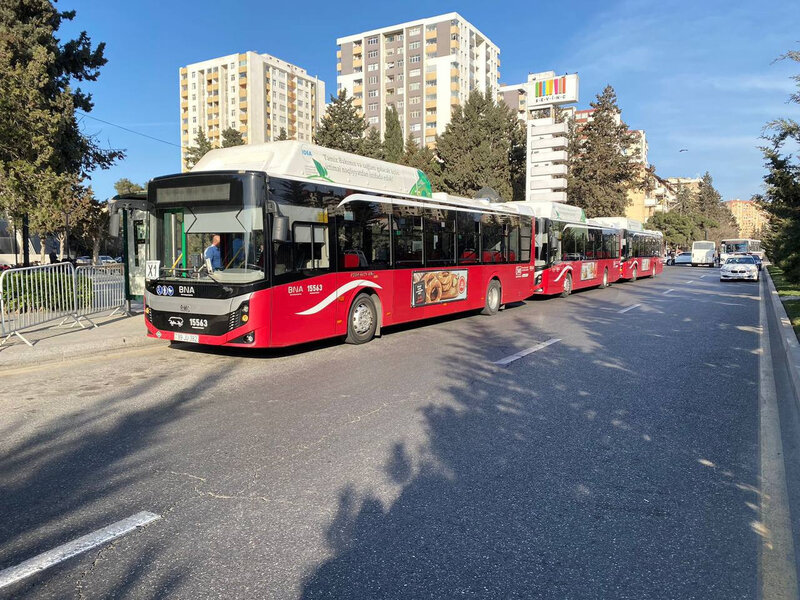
[512,201,586,223]
[594,216,644,231]
[192,141,433,198]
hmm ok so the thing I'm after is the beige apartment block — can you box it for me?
[336,12,500,148]
[725,198,769,238]
[180,52,325,168]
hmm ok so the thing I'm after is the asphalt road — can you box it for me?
[0,266,773,598]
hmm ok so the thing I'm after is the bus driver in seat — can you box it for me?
[204,234,222,270]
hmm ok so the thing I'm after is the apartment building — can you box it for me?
[725,199,769,238]
[180,52,325,168]
[336,13,500,148]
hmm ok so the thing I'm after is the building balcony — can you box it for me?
[425,29,437,40]
[181,100,188,108]
[239,125,247,133]
[239,65,247,73]
[353,44,362,55]
[450,67,459,77]
[353,97,362,107]
[353,58,363,68]
[450,39,459,49]
[354,85,363,94]
[337,62,342,71]
[529,136,567,150]
[426,113,437,122]
[530,150,568,164]
[450,25,458,34]
[450,82,459,91]
[529,164,567,176]
[337,49,342,59]
[528,122,568,136]
[529,177,567,190]
[426,127,437,136]
[425,100,437,109]
[425,71,437,81]
[529,190,567,202]
[239,101,248,109]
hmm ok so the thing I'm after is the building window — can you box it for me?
[368,50,378,58]
[368,76,378,84]
[368,63,379,72]
[410,110,421,118]
[409,27,420,36]
[409,41,421,50]
[368,89,379,97]
[410,123,421,132]
[409,82,420,91]
[368,102,378,111]
[368,37,378,45]
[409,96,421,105]
[410,68,421,77]
[368,116,379,124]
[386,35,394,42]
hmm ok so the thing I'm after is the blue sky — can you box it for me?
[60,0,799,201]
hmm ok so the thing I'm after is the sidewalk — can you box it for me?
[0,305,166,370]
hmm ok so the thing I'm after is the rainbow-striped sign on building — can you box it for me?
[529,73,579,105]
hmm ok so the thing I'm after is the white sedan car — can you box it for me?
[720,255,759,281]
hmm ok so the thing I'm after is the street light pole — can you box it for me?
[64,211,71,262]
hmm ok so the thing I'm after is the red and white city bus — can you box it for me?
[143,141,536,348]
[594,217,664,281]
[513,201,621,297]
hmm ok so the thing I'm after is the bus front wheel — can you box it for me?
[346,293,378,344]
[560,274,572,298]
[482,280,501,315]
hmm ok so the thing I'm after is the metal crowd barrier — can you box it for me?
[0,262,127,347]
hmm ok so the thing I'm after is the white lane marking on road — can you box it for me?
[758,279,799,599]
[617,303,642,314]
[700,275,707,279]
[685,280,694,284]
[662,289,675,295]
[493,338,561,366]
[0,511,161,590]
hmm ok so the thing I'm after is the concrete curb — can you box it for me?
[765,270,800,401]
[0,325,165,371]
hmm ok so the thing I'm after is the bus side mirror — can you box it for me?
[109,212,120,237]
[272,216,289,242]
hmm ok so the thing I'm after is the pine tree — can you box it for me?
[434,91,525,201]
[114,178,145,196]
[0,1,122,242]
[221,127,244,147]
[567,85,639,217]
[184,130,214,170]
[383,106,404,163]
[692,172,737,242]
[362,127,384,159]
[315,90,368,154]
[402,134,438,188]
[276,127,288,141]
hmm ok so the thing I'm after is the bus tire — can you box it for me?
[560,273,573,298]
[631,267,638,282]
[600,268,609,288]
[482,279,501,315]
[345,293,377,344]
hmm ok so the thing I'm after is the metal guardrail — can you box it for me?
[0,262,127,347]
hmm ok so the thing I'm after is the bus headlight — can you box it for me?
[240,302,250,324]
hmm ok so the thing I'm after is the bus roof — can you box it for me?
[593,216,644,231]
[512,201,586,223]
[192,140,434,199]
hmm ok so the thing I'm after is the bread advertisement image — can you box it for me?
[412,270,468,307]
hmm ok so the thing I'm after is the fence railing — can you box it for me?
[0,263,127,347]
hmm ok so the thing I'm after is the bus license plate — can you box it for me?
[174,332,199,343]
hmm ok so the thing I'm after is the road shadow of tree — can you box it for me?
[301,274,763,599]
[0,357,239,598]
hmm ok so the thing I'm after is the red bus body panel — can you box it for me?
[537,259,621,296]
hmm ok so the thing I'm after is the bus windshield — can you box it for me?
[723,241,748,253]
[151,174,266,285]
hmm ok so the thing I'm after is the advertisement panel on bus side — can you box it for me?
[580,262,597,281]
[412,270,468,307]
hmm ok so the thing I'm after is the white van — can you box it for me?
[691,241,716,267]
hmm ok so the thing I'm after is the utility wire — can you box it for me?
[76,111,181,148]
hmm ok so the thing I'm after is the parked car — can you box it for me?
[720,255,759,281]
[98,255,117,265]
[75,256,92,265]
[750,253,763,271]
[673,252,693,265]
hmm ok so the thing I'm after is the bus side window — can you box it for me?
[480,214,505,263]
[457,211,480,265]
[393,205,423,268]
[424,209,456,267]
[519,218,532,263]
[337,201,391,270]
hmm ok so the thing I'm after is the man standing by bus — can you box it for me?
[204,234,222,270]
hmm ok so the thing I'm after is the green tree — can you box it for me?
[362,127,384,160]
[74,188,109,263]
[113,178,145,196]
[0,0,122,262]
[315,90,368,154]
[184,129,214,170]
[566,85,640,217]
[221,127,244,147]
[692,172,737,243]
[434,90,525,201]
[646,211,698,248]
[383,106,404,163]
[402,134,438,188]
[673,186,696,215]
[756,49,800,280]
[276,127,288,141]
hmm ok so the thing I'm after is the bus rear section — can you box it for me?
[720,239,763,263]
[691,241,716,267]
[594,218,663,281]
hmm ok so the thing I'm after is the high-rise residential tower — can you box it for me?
[180,52,325,168]
[336,13,500,148]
